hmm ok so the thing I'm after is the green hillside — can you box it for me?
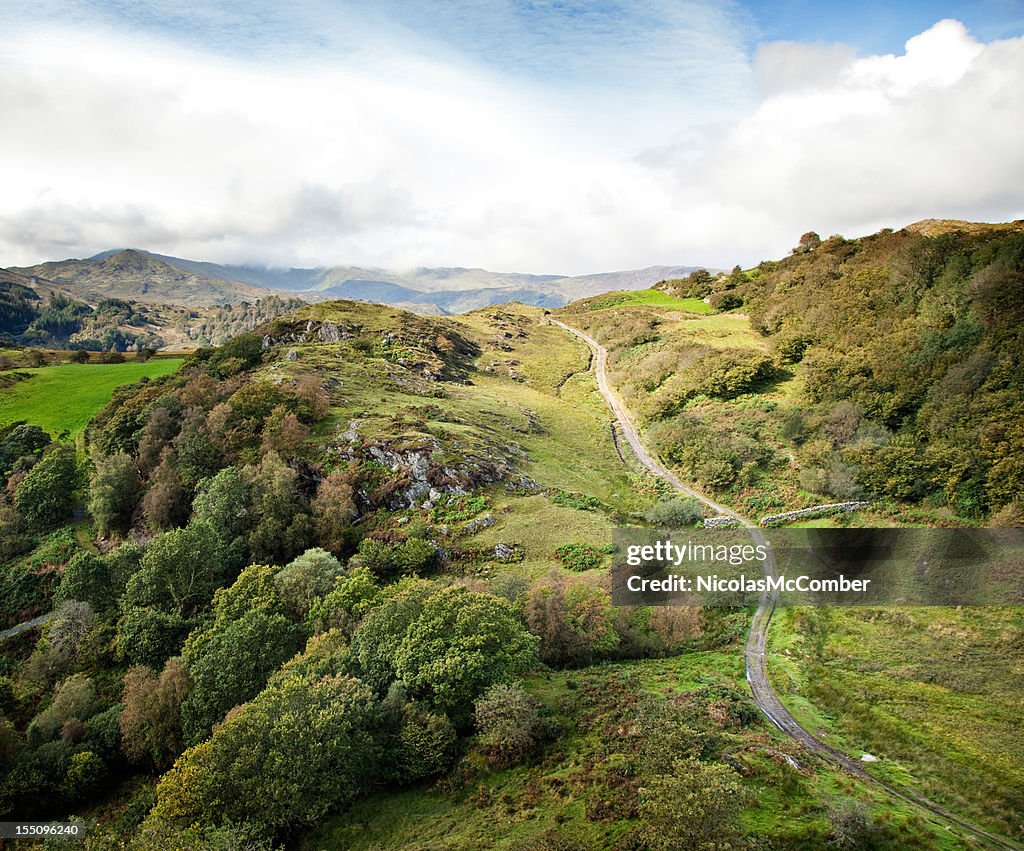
[559,222,1024,525]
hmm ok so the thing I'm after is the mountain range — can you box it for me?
[6,249,706,313]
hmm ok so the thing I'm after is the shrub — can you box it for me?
[392,701,457,783]
[554,543,602,571]
[643,497,703,527]
[474,682,550,768]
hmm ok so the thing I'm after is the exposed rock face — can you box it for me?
[338,424,514,510]
[318,321,346,343]
[286,349,299,361]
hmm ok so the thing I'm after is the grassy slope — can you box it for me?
[305,649,959,851]
[570,288,713,313]
[768,606,1024,842]
[0,359,184,436]
[269,303,658,566]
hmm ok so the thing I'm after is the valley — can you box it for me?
[0,219,1021,850]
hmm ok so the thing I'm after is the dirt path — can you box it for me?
[551,317,1022,850]
[0,613,52,642]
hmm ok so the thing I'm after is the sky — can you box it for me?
[1,1,1022,274]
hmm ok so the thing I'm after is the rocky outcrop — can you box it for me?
[338,420,516,510]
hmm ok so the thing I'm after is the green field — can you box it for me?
[0,359,184,437]
[576,289,714,313]
[768,606,1024,843]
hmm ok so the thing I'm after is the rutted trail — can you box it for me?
[551,317,1022,851]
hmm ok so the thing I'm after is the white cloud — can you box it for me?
[0,17,1021,273]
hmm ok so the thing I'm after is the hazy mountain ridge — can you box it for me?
[9,249,704,313]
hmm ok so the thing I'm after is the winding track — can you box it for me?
[551,317,1022,851]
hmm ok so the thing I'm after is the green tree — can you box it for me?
[116,606,190,668]
[125,522,229,617]
[60,750,107,803]
[181,608,303,745]
[350,578,437,693]
[524,577,619,668]
[393,586,539,719]
[88,452,142,536]
[191,467,251,545]
[14,446,77,529]
[244,451,313,565]
[275,548,344,622]
[391,700,456,783]
[54,552,113,611]
[147,674,385,835]
[307,566,380,636]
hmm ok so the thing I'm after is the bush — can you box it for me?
[391,701,457,783]
[146,674,385,836]
[474,682,550,768]
[554,543,602,571]
[643,497,703,527]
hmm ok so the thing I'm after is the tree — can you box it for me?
[141,448,189,531]
[119,659,192,770]
[69,349,90,364]
[244,452,313,565]
[350,578,437,694]
[191,466,252,551]
[116,606,190,668]
[524,577,619,668]
[28,674,97,745]
[25,601,98,687]
[274,548,344,622]
[0,424,50,475]
[14,446,77,528]
[147,674,385,835]
[260,404,309,457]
[393,586,539,719]
[643,497,703,527]
[180,608,303,745]
[88,452,142,536]
[125,522,229,617]
[638,759,750,851]
[60,750,107,803]
[794,231,821,253]
[311,469,357,555]
[474,682,548,768]
[307,566,379,636]
[54,552,113,610]
[391,701,456,783]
